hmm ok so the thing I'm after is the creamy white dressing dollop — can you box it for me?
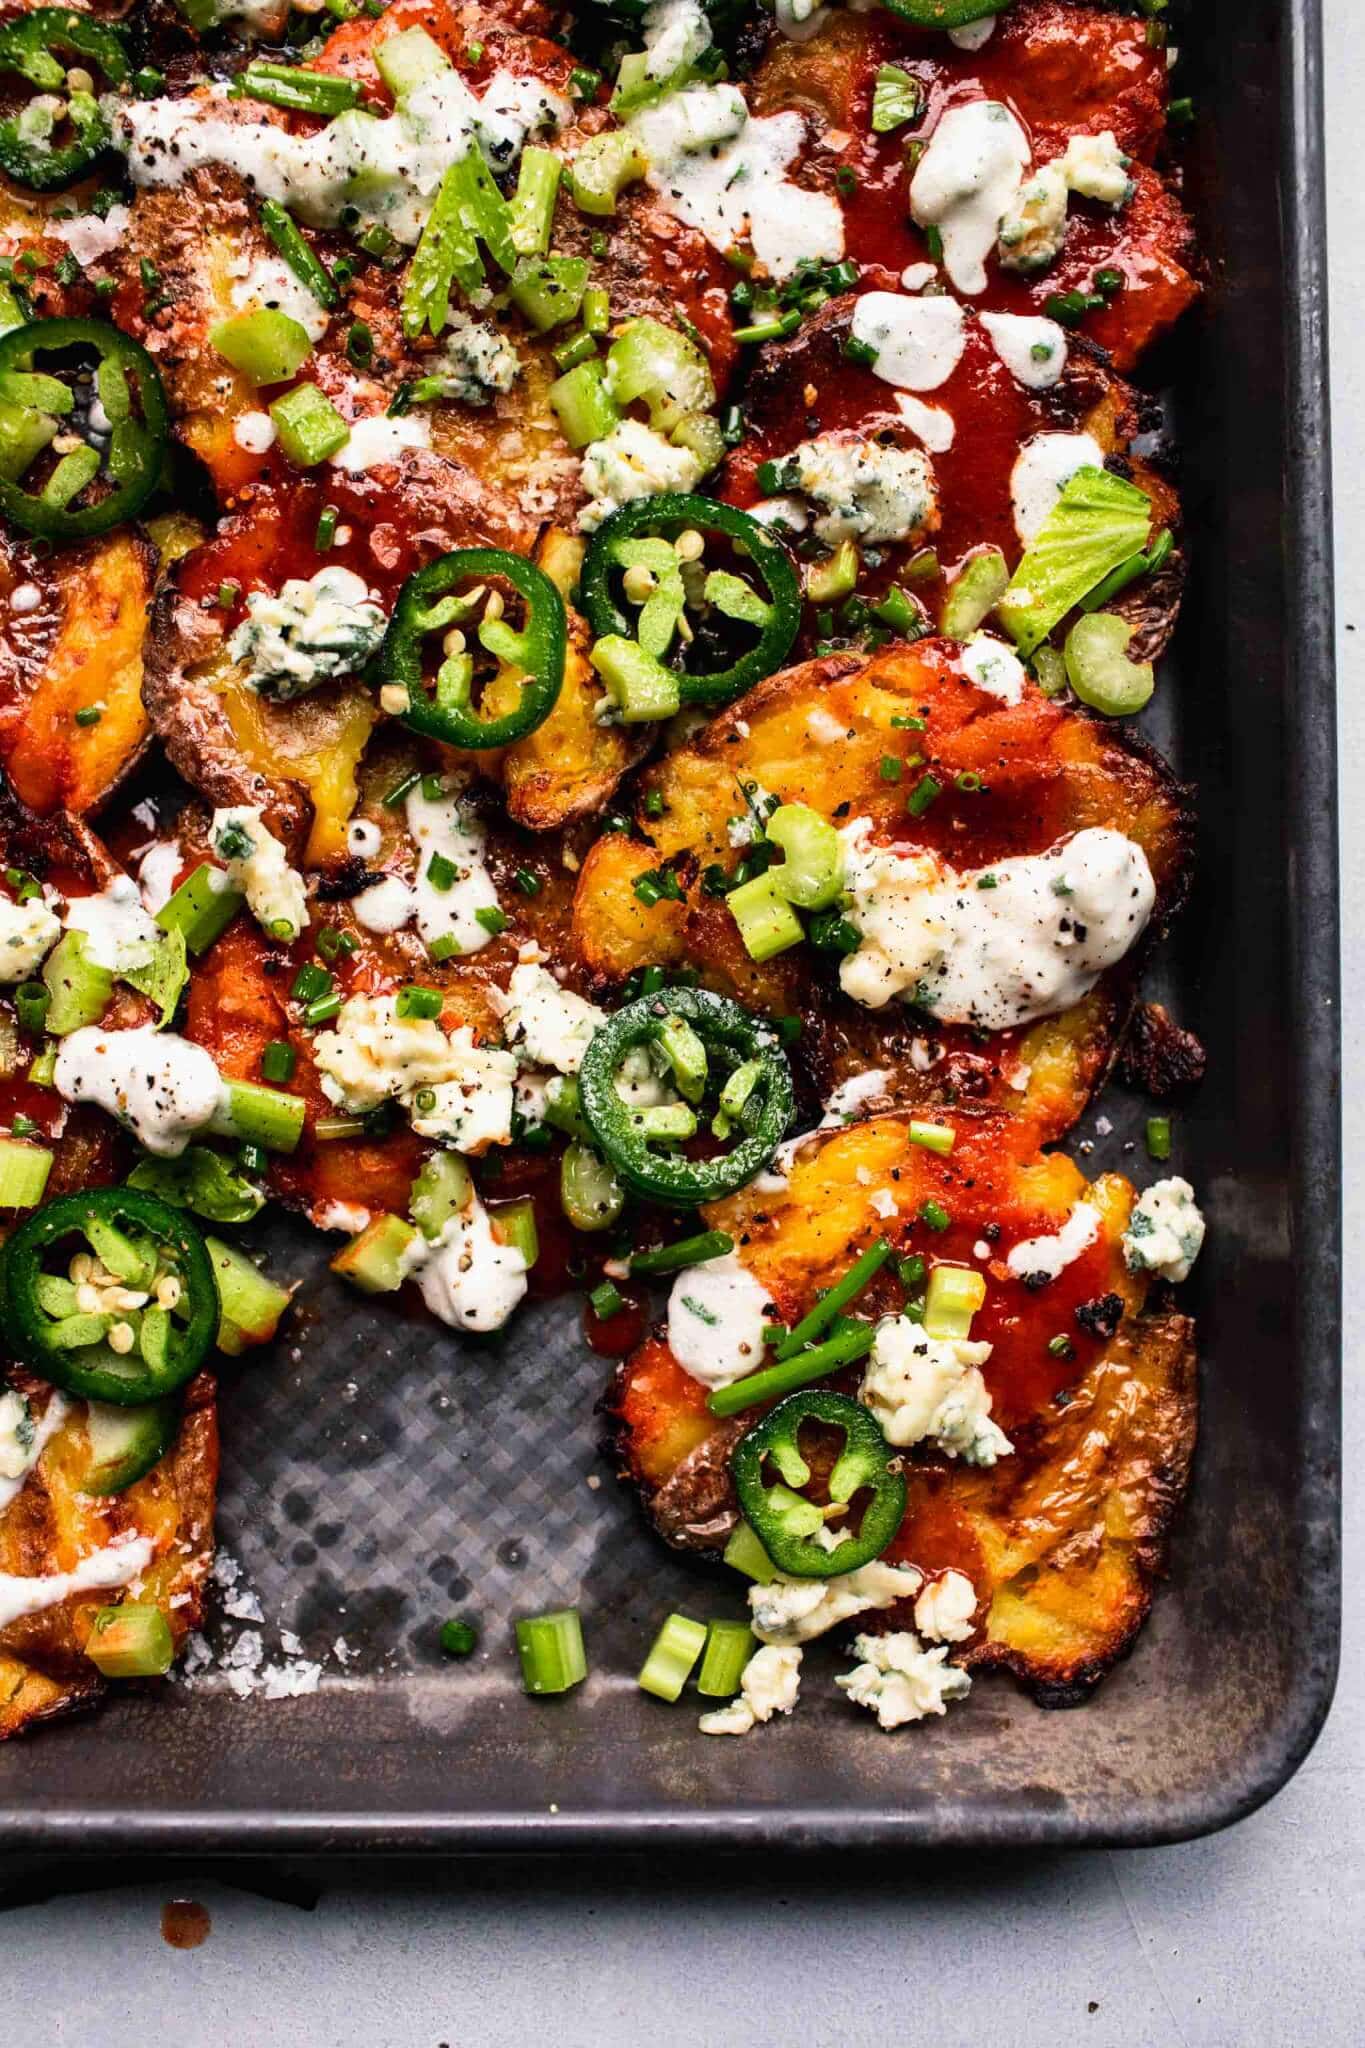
[837,820,1156,1027]
[1004,1199,1101,1282]
[980,310,1068,390]
[1010,431,1105,543]
[0,1391,70,1514]
[400,1195,528,1332]
[63,876,159,973]
[0,1532,153,1630]
[849,292,967,391]
[909,99,1030,296]
[54,1026,224,1156]
[667,1251,775,1388]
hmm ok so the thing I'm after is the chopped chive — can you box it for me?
[382,770,420,808]
[774,1240,893,1361]
[74,703,103,726]
[513,867,541,897]
[630,1230,734,1278]
[1048,1332,1076,1359]
[426,852,458,891]
[475,906,508,936]
[428,933,461,962]
[315,927,357,962]
[955,771,983,793]
[707,1321,877,1418]
[897,1253,926,1291]
[906,773,941,817]
[569,64,601,98]
[907,1121,954,1156]
[15,981,48,1035]
[395,984,443,1020]
[835,165,859,196]
[304,991,342,1027]
[260,1040,296,1083]
[1145,1115,1172,1161]
[440,1618,478,1656]
[919,1198,951,1232]
[589,1279,624,1321]
[843,335,878,368]
[345,319,374,368]
[891,711,928,731]
[733,310,801,345]
[290,962,332,1004]
[879,754,902,783]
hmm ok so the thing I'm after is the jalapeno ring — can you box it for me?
[0,10,128,192]
[731,1389,907,1580]
[580,493,801,708]
[0,318,169,541]
[577,986,794,1206]
[1,1187,218,1405]
[881,0,1009,26]
[380,546,567,750]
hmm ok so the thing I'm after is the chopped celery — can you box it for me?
[704,569,772,627]
[637,1612,707,1701]
[155,862,243,954]
[0,1136,52,1209]
[119,926,188,1029]
[922,1263,987,1340]
[871,63,924,135]
[269,383,350,467]
[560,1141,624,1232]
[331,1212,420,1294]
[374,25,451,100]
[516,1608,587,1695]
[568,131,648,215]
[940,546,1009,638]
[85,1603,174,1679]
[805,541,859,604]
[209,308,312,386]
[547,358,620,448]
[765,802,844,911]
[409,1150,472,1239]
[509,146,563,257]
[1063,610,1154,715]
[402,151,515,339]
[722,1519,778,1584]
[42,929,112,1035]
[605,316,714,429]
[491,1197,539,1268]
[1031,645,1069,697]
[210,1079,306,1154]
[726,871,804,961]
[998,468,1153,657]
[508,254,589,334]
[589,634,680,721]
[207,1236,292,1354]
[696,1619,755,1697]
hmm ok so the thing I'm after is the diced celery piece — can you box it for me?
[548,358,619,448]
[940,546,1009,639]
[490,1197,539,1268]
[726,872,804,961]
[765,802,843,911]
[605,316,714,427]
[409,1150,472,1239]
[589,634,679,721]
[508,255,589,334]
[1063,610,1155,716]
[85,1604,174,1679]
[509,146,562,257]
[516,1608,587,1695]
[568,131,647,215]
[209,1079,306,1154]
[210,308,312,386]
[804,540,860,604]
[331,1212,420,1294]
[269,383,350,468]
[696,1618,755,1697]
[0,1137,52,1209]
[155,862,243,954]
[374,26,451,100]
[997,467,1153,657]
[42,929,112,1035]
[923,1262,987,1340]
[207,1236,292,1354]
[637,1612,707,1702]
[723,1519,778,1583]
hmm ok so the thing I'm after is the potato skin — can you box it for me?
[0,1372,218,1740]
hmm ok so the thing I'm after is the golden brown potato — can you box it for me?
[0,1372,218,1740]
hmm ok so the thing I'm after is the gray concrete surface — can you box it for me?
[6,17,1364,2046]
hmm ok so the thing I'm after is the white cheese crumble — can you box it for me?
[399,1193,528,1332]
[210,806,307,941]
[997,161,1069,274]
[667,1251,775,1388]
[820,1067,893,1126]
[0,893,59,981]
[789,433,938,546]
[233,410,277,454]
[914,1569,978,1643]
[1005,1198,1101,1283]
[54,1025,224,1157]
[1061,129,1134,207]
[979,310,1068,391]
[910,99,1031,296]
[113,66,570,248]
[578,418,705,533]
[229,566,386,700]
[749,1559,923,1645]
[311,994,515,1154]
[836,1630,971,1728]
[49,203,131,268]
[1010,431,1106,544]
[496,963,605,1076]
[1122,1177,1206,1285]
[836,818,1156,1026]
[629,84,844,283]
[849,292,967,392]
[431,313,521,404]
[959,631,1026,704]
[328,410,431,473]
[698,1643,803,1737]
[774,0,827,41]
[0,1531,154,1631]
[860,1316,1013,1465]
[63,875,159,975]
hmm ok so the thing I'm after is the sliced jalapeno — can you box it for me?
[1,1188,218,1405]
[580,493,801,709]
[380,546,567,750]
[577,987,794,1206]
[0,10,128,192]
[881,0,1009,26]
[731,1389,906,1580]
[0,319,168,541]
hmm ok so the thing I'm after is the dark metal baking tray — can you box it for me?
[0,0,1340,1854]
